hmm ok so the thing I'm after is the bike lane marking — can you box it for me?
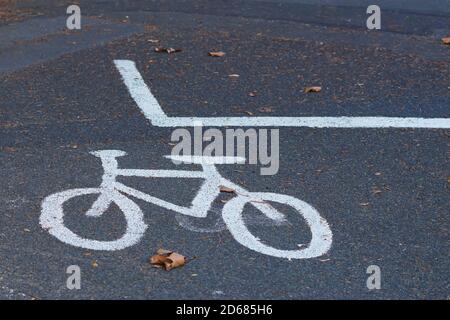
[40,151,333,259]
[114,60,450,129]
[38,58,447,260]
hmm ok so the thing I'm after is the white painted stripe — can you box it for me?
[114,59,167,119]
[165,155,246,164]
[151,116,450,128]
[114,59,450,129]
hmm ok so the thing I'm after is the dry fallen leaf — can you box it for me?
[150,254,168,266]
[441,37,450,44]
[372,187,382,195]
[163,252,186,271]
[259,107,272,113]
[91,260,99,268]
[144,24,158,32]
[167,48,182,54]
[154,47,182,54]
[220,186,235,193]
[208,51,225,57]
[0,121,19,128]
[248,91,257,97]
[150,248,172,267]
[2,147,17,153]
[150,249,187,271]
[304,86,322,93]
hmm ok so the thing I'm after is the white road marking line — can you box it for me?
[114,59,167,120]
[114,59,450,129]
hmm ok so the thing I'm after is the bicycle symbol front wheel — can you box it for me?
[40,188,147,250]
[222,192,332,259]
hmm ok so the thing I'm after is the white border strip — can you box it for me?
[114,60,450,129]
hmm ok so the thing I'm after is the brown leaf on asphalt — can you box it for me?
[150,249,172,267]
[163,252,186,271]
[208,51,225,57]
[0,121,19,128]
[167,48,182,54]
[150,254,167,267]
[304,86,322,93]
[150,249,187,271]
[2,147,17,153]
[372,187,382,195]
[220,186,235,193]
[144,24,158,32]
[259,107,272,113]
[441,37,450,44]
[154,47,182,54]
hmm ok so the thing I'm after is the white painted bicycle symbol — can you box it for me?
[40,150,332,259]
[40,59,449,259]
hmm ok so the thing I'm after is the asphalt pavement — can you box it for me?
[0,0,449,299]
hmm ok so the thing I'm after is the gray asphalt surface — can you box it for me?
[0,0,449,299]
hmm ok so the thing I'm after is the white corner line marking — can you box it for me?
[114,59,450,129]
